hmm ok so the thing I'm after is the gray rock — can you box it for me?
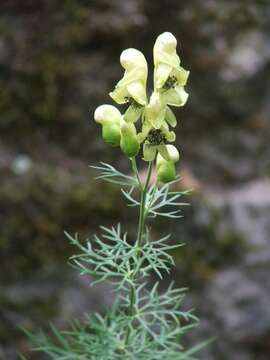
[213,180,270,248]
[186,180,270,360]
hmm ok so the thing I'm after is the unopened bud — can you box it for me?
[94,104,121,125]
[156,153,176,183]
[165,144,179,162]
[94,105,121,147]
[120,119,140,158]
[102,123,121,147]
[158,144,179,163]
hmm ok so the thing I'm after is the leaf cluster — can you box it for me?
[22,162,205,360]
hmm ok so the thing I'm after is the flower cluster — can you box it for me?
[94,32,189,182]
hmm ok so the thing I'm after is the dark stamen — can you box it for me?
[146,129,166,145]
[124,96,143,109]
[162,76,178,90]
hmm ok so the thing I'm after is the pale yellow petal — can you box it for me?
[158,145,170,161]
[94,104,122,124]
[145,92,166,129]
[166,131,176,142]
[127,81,147,105]
[120,48,148,72]
[166,144,180,162]
[109,86,128,104]
[117,67,147,87]
[143,143,157,161]
[154,32,179,68]
[161,86,189,107]
[137,122,151,143]
[158,144,179,163]
[124,106,143,123]
[165,107,177,127]
[175,86,189,106]
[174,67,190,86]
[145,106,166,129]
[155,63,172,89]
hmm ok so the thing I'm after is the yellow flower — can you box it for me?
[110,48,148,123]
[140,124,179,162]
[154,32,189,107]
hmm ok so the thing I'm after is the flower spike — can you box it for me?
[94,32,190,178]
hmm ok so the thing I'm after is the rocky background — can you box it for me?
[1,0,270,359]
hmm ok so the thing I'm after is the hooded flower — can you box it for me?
[139,123,178,162]
[154,32,189,107]
[110,48,148,123]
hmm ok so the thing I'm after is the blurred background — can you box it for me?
[1,0,270,359]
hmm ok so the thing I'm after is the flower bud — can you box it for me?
[102,123,121,147]
[94,105,121,146]
[120,119,140,158]
[165,144,180,162]
[94,104,121,125]
[158,144,179,163]
[156,153,176,183]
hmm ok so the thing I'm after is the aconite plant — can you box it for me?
[23,32,205,360]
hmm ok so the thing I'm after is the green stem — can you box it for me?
[131,157,143,191]
[136,161,153,249]
[145,178,159,219]
[124,160,153,347]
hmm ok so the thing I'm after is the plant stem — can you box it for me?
[136,161,153,249]
[131,157,143,191]
[124,160,153,347]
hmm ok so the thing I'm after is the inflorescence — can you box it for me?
[94,32,189,183]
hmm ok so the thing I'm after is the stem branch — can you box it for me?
[124,160,153,347]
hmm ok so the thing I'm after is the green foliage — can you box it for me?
[65,224,181,287]
[23,309,200,360]
[122,179,190,219]
[90,162,138,187]
[23,157,205,359]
